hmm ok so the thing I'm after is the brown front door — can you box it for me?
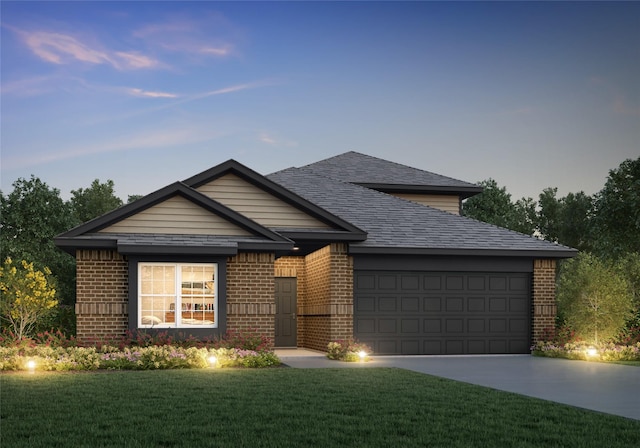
[275,277,297,347]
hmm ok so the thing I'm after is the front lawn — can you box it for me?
[2,368,638,448]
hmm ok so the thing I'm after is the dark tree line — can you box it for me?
[462,157,640,258]
[1,177,133,306]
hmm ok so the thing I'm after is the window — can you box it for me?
[139,263,217,328]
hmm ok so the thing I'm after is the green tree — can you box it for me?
[592,158,640,258]
[70,179,123,223]
[462,179,536,235]
[557,253,634,344]
[127,194,144,203]
[0,258,58,339]
[537,188,593,251]
[0,177,77,304]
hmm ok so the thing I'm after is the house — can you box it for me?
[55,152,576,354]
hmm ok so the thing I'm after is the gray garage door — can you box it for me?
[354,272,531,355]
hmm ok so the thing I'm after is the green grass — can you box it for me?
[2,368,639,448]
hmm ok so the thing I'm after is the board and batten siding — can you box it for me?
[196,174,331,229]
[390,193,460,215]
[99,196,252,235]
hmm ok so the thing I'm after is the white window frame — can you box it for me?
[138,262,218,329]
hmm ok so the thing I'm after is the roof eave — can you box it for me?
[355,183,483,199]
[347,246,578,258]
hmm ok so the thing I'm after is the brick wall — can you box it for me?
[274,256,306,345]
[75,250,128,343]
[532,259,557,344]
[226,253,275,339]
[292,243,354,351]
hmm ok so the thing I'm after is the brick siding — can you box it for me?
[75,250,128,343]
[532,259,557,344]
[226,253,275,339]
[273,244,353,351]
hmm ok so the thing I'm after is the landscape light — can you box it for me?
[358,350,367,361]
[26,360,36,371]
[208,355,218,367]
[586,347,598,357]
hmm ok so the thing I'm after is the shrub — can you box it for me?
[213,329,273,352]
[532,341,640,362]
[327,339,371,362]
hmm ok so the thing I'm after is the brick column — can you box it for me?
[532,259,557,345]
[75,250,128,343]
[226,253,275,339]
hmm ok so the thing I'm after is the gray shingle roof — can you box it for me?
[267,167,576,256]
[299,151,481,191]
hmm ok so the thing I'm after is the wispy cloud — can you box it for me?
[126,88,178,98]
[11,27,161,70]
[3,126,225,170]
[258,132,298,148]
[132,16,239,59]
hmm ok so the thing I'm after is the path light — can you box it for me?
[586,347,598,357]
[208,355,218,368]
[26,359,36,372]
[358,350,367,361]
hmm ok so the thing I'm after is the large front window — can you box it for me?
[139,263,217,328]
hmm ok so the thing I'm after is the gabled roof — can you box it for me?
[55,181,294,255]
[268,166,577,258]
[182,159,366,239]
[299,151,483,198]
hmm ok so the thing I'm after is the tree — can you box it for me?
[537,188,593,252]
[462,179,536,235]
[592,158,640,258]
[0,176,77,304]
[70,179,123,223]
[557,253,634,344]
[127,194,144,203]
[0,258,58,339]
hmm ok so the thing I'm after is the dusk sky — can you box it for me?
[1,1,638,203]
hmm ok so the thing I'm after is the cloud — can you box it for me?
[132,16,239,59]
[3,126,224,170]
[126,88,178,98]
[258,132,298,148]
[13,28,160,70]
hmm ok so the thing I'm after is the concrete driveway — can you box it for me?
[276,350,640,421]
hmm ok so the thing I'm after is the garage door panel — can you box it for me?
[401,297,420,311]
[424,297,442,311]
[378,297,397,311]
[424,319,441,333]
[446,297,464,312]
[468,297,485,312]
[355,271,531,355]
[355,318,375,334]
[401,319,420,333]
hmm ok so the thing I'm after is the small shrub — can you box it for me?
[327,339,371,362]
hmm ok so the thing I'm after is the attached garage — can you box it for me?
[353,257,534,355]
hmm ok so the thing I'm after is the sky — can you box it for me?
[1,1,639,203]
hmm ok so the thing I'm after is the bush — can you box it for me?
[326,339,372,362]
[0,329,281,371]
[532,341,640,362]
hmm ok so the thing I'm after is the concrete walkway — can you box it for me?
[275,349,640,421]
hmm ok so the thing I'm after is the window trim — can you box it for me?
[128,255,227,339]
[138,262,218,329]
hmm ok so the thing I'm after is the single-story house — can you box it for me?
[55,151,576,354]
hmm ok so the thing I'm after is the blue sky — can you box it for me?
[2,1,638,202]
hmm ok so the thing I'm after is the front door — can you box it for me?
[275,277,297,347]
